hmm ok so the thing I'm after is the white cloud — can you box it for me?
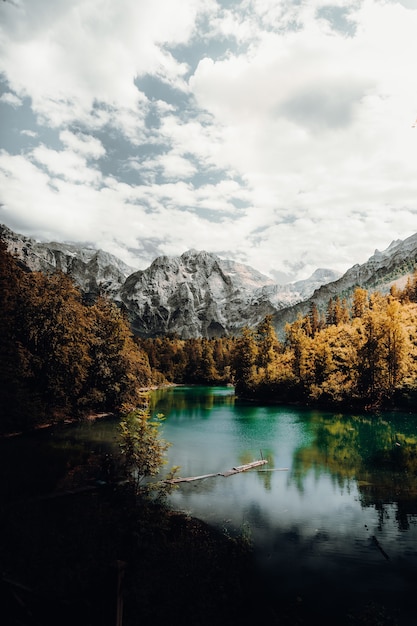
[0,0,206,129]
[141,153,197,181]
[59,130,105,160]
[20,129,37,138]
[0,91,22,107]
[1,0,417,281]
[31,145,102,184]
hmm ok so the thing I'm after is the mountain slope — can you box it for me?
[120,250,341,338]
[273,232,417,333]
[0,224,134,298]
[1,224,338,338]
[120,249,276,337]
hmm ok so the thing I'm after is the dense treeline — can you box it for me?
[137,335,235,385]
[139,276,417,411]
[231,279,417,409]
[0,240,152,432]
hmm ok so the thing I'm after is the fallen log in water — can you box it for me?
[221,459,269,477]
[166,459,268,484]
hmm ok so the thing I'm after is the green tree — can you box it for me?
[119,407,172,496]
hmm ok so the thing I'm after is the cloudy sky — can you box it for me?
[1,0,417,281]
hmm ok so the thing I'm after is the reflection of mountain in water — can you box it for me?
[291,411,417,530]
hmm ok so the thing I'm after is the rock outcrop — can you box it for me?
[120,250,277,337]
[0,224,134,298]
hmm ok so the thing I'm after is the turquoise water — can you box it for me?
[3,386,417,622]
[150,386,417,623]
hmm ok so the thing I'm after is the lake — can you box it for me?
[149,385,417,624]
[2,385,417,623]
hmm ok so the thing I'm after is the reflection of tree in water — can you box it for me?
[150,386,236,419]
[291,412,417,529]
[291,414,361,492]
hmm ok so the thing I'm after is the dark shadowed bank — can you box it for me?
[0,484,254,626]
[1,482,402,626]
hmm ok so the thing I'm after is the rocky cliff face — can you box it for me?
[257,268,342,310]
[120,250,274,337]
[0,224,134,298]
[119,250,342,338]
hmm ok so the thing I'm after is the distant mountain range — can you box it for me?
[2,223,416,338]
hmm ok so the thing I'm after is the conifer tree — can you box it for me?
[232,327,258,394]
[256,315,280,371]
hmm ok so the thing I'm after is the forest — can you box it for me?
[0,239,152,433]
[138,278,417,411]
[2,235,417,435]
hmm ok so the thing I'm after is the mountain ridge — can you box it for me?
[2,223,416,338]
[272,231,417,333]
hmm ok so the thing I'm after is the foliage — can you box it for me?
[138,334,237,385]
[229,283,417,411]
[0,240,153,432]
[138,276,417,412]
[4,229,417,425]
[119,406,175,497]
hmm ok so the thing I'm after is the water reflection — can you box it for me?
[155,390,417,513]
[290,410,417,530]
[150,385,236,417]
[4,388,417,621]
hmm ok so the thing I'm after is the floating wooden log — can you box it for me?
[166,459,268,484]
[221,459,268,477]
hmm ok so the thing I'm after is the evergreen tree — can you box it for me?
[308,302,320,335]
[256,315,280,371]
[232,327,258,394]
[198,338,218,382]
[0,239,35,428]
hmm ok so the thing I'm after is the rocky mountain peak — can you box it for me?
[3,223,416,339]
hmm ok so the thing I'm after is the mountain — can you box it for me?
[0,224,338,338]
[120,249,275,338]
[0,224,134,298]
[272,232,417,334]
[4,223,416,340]
[257,268,342,310]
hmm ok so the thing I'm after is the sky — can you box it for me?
[1,0,417,282]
